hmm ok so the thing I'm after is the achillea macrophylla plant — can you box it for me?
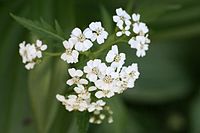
[17,8,150,124]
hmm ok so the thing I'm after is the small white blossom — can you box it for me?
[95,89,115,99]
[128,36,146,48]
[67,95,88,111]
[88,100,106,112]
[116,25,131,37]
[56,94,67,105]
[132,13,140,22]
[114,80,129,93]
[35,40,47,58]
[84,59,107,82]
[136,43,149,57]
[25,62,36,70]
[19,42,37,63]
[133,22,149,35]
[56,94,88,112]
[94,67,118,98]
[66,68,88,86]
[60,39,79,63]
[128,35,150,57]
[120,63,140,88]
[106,45,126,69]
[74,85,91,100]
[89,22,108,44]
[70,28,93,52]
[113,8,131,27]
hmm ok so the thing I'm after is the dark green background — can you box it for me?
[0,0,200,133]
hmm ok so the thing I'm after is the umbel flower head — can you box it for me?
[55,7,150,124]
[18,7,150,125]
[57,44,140,124]
[113,8,150,57]
[19,40,47,70]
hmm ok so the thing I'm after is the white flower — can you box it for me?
[120,63,140,88]
[25,62,36,70]
[88,100,106,112]
[132,13,140,22]
[66,95,88,112]
[66,68,88,86]
[95,90,115,99]
[19,42,37,63]
[128,36,144,48]
[56,94,67,105]
[89,22,108,44]
[133,22,149,35]
[35,40,47,58]
[19,40,47,70]
[136,43,149,57]
[114,80,129,93]
[113,8,131,27]
[56,94,88,112]
[106,45,126,69]
[84,59,107,82]
[74,85,91,100]
[128,35,150,57]
[70,28,93,52]
[94,67,118,98]
[60,39,79,63]
[116,25,131,37]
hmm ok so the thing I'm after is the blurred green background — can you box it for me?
[0,0,200,133]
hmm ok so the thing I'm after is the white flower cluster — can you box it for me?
[57,45,140,124]
[17,7,150,124]
[19,40,47,70]
[113,8,151,57]
[61,22,108,63]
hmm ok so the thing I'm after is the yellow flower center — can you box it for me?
[92,67,99,75]
[78,34,85,42]
[103,75,112,83]
[114,55,121,62]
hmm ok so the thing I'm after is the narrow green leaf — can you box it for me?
[54,20,65,38]
[10,13,65,41]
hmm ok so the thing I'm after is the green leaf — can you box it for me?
[28,57,71,133]
[10,13,65,42]
[54,20,65,38]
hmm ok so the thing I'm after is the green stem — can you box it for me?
[44,52,62,57]
[92,34,127,59]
